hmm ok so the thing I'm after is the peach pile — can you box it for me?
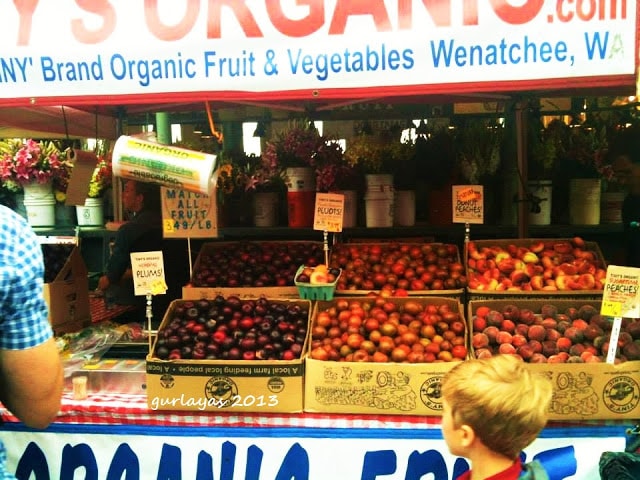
[471,303,640,363]
[309,297,468,363]
[466,237,606,291]
[295,265,340,285]
[330,243,467,293]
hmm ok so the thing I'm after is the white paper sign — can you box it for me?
[130,251,166,296]
[452,185,484,224]
[601,265,640,318]
[314,192,344,232]
[161,186,218,238]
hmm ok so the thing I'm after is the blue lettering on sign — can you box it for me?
[15,442,48,480]
[106,444,139,480]
[361,450,396,480]
[584,32,608,59]
[12,439,577,480]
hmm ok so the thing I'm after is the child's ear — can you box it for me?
[458,424,475,448]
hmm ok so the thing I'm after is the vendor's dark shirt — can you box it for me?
[622,193,640,267]
[105,209,163,306]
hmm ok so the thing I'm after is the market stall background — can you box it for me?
[0,1,639,479]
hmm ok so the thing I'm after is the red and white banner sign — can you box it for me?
[0,0,637,105]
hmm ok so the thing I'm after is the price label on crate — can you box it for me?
[601,265,640,318]
[131,251,167,296]
[314,193,344,233]
[452,185,483,224]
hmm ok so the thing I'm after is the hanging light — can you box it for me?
[193,123,204,134]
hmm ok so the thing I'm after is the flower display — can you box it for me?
[87,154,113,198]
[217,150,284,194]
[547,119,614,181]
[344,133,390,174]
[262,122,323,171]
[261,121,359,192]
[455,119,503,184]
[0,139,64,191]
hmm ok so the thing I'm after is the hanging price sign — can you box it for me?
[314,193,344,232]
[452,185,484,224]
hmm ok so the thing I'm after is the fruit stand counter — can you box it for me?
[0,390,632,480]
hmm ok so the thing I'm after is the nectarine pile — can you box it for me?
[466,237,606,291]
[471,303,640,363]
[309,297,468,363]
[330,243,466,293]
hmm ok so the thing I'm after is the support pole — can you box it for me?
[155,112,171,146]
[514,101,529,239]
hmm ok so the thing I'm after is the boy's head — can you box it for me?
[441,355,552,460]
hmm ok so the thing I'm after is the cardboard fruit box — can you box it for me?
[182,241,325,299]
[330,242,465,298]
[304,296,468,416]
[146,297,312,413]
[40,236,91,335]
[467,298,640,420]
[465,238,606,300]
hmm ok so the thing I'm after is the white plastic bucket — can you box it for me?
[364,190,394,227]
[253,191,279,227]
[600,191,624,224]
[569,178,601,225]
[76,197,104,226]
[285,167,315,192]
[527,180,552,225]
[394,190,416,226]
[365,174,393,193]
[23,182,55,227]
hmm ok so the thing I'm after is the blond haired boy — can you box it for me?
[441,354,553,480]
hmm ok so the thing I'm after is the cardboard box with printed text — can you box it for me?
[146,298,311,413]
[467,298,640,420]
[304,296,467,416]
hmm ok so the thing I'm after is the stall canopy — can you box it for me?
[0,1,637,112]
[0,106,118,139]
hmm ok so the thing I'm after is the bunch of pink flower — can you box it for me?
[262,124,323,171]
[0,139,64,190]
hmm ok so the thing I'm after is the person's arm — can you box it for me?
[100,225,134,289]
[0,338,63,428]
[0,220,63,428]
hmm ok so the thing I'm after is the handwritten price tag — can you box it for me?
[314,193,345,233]
[457,187,480,202]
[601,300,622,317]
[452,185,484,224]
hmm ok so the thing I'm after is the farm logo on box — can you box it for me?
[420,376,443,411]
[268,377,285,393]
[603,375,640,414]
[159,374,174,389]
[204,376,238,408]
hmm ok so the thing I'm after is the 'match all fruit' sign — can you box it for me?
[0,1,636,105]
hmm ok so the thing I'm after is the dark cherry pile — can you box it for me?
[191,242,325,288]
[153,296,309,361]
[42,244,74,283]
